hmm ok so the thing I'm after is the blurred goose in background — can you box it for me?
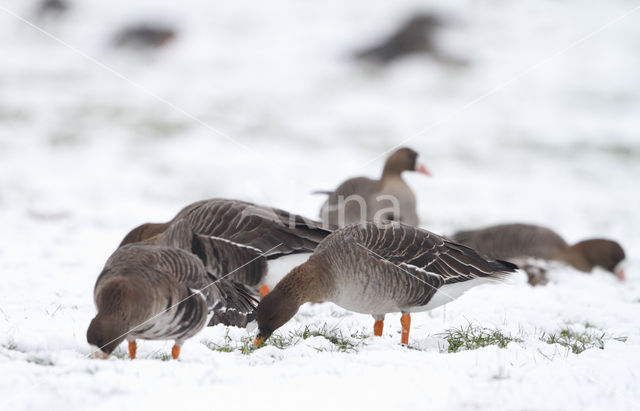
[317,147,430,227]
[254,222,517,346]
[87,243,256,360]
[35,0,70,19]
[354,12,466,66]
[451,223,626,285]
[120,199,332,296]
[113,24,176,49]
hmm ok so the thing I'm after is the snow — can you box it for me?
[1,0,639,410]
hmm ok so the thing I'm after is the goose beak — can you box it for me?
[614,260,627,282]
[415,164,431,176]
[92,351,109,359]
[253,336,265,346]
[414,156,432,176]
[89,344,109,359]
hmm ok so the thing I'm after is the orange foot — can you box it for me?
[259,285,270,297]
[400,313,411,345]
[128,341,137,359]
[373,320,384,337]
[171,345,181,360]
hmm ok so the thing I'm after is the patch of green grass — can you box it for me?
[438,323,523,353]
[2,338,18,351]
[149,352,172,361]
[26,356,55,366]
[540,324,627,354]
[203,325,369,355]
[203,329,256,355]
[108,348,129,360]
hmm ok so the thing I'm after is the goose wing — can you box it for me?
[186,199,330,256]
[155,199,331,285]
[351,222,517,285]
[153,245,257,327]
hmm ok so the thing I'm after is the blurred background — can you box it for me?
[1,0,638,280]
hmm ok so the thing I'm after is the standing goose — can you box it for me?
[253,222,517,346]
[451,223,626,285]
[318,147,431,227]
[87,243,256,360]
[120,199,332,296]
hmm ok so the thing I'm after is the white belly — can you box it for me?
[264,253,311,289]
[409,278,489,313]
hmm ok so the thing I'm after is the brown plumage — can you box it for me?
[254,222,517,346]
[113,24,176,49]
[118,200,207,247]
[354,13,465,66]
[451,223,626,285]
[119,199,331,293]
[87,243,256,360]
[318,148,430,227]
[35,0,69,19]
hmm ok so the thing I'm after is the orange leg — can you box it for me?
[373,320,384,336]
[400,313,411,345]
[128,341,137,359]
[259,285,270,297]
[171,345,181,360]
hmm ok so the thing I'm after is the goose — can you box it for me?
[113,24,176,49]
[87,243,256,360]
[451,223,626,285]
[120,199,332,296]
[253,222,517,346]
[353,13,467,66]
[317,147,430,227]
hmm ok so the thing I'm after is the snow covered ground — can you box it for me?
[1,0,639,409]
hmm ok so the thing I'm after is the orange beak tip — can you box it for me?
[253,337,265,347]
[416,165,432,176]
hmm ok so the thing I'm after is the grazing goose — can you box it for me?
[253,222,517,346]
[318,147,430,227]
[87,243,256,360]
[120,199,332,296]
[451,223,626,285]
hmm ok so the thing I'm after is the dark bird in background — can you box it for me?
[354,12,465,66]
[87,243,257,360]
[451,223,626,286]
[113,24,177,49]
[35,0,70,19]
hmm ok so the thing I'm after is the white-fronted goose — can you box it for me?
[451,223,626,285]
[353,13,464,66]
[120,199,332,296]
[253,222,517,346]
[318,147,430,227]
[87,243,256,360]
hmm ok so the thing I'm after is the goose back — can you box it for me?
[149,199,330,286]
[310,222,516,315]
[451,223,568,261]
